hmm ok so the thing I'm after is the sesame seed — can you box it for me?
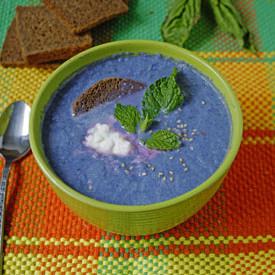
[169,177,174,182]
[125,169,130,174]
[158,172,164,177]
[169,156,174,160]
[150,166,155,171]
[141,172,147,176]
[149,130,153,134]
[167,128,171,131]
[182,163,186,167]
[179,158,184,163]
[201,100,206,105]
[147,163,152,168]
[183,124,187,127]
[129,166,134,170]
[184,167,189,172]
[162,176,166,182]
[169,171,174,175]
[189,138,193,142]
[177,119,181,123]
[121,163,125,168]
[190,146,194,151]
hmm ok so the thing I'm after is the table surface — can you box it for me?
[0,0,274,274]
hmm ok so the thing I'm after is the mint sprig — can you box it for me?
[145,130,180,151]
[114,68,184,151]
[114,104,140,133]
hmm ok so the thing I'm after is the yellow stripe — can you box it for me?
[4,250,274,274]
[197,51,275,59]
[98,250,275,274]
[0,66,55,111]
[100,235,275,249]
[213,62,274,131]
[3,253,97,274]
[6,235,275,248]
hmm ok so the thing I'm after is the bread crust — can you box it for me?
[0,19,26,67]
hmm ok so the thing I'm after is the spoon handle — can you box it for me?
[0,162,11,274]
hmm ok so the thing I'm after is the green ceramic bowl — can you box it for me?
[30,40,242,235]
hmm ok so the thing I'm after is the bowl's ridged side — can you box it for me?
[50,175,225,235]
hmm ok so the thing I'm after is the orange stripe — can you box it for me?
[243,129,275,139]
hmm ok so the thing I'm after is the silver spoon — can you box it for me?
[0,101,30,274]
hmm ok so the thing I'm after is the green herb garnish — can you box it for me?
[114,103,140,133]
[161,0,201,47]
[145,130,181,151]
[142,68,184,122]
[114,69,183,151]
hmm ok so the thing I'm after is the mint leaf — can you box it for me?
[145,130,181,151]
[114,104,140,133]
[142,68,184,120]
[140,114,153,132]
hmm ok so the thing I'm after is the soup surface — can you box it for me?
[42,53,231,205]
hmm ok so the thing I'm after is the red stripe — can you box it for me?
[225,144,275,236]
[243,129,275,138]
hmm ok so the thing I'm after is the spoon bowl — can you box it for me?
[0,101,30,161]
[0,101,31,273]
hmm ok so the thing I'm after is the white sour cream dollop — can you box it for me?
[84,123,132,156]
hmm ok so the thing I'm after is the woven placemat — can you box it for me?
[0,0,274,274]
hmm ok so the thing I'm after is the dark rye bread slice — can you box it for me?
[0,19,25,67]
[72,77,145,116]
[15,6,92,64]
[43,0,128,34]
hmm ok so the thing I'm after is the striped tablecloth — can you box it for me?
[0,0,274,274]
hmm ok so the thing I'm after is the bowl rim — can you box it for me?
[30,40,243,212]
